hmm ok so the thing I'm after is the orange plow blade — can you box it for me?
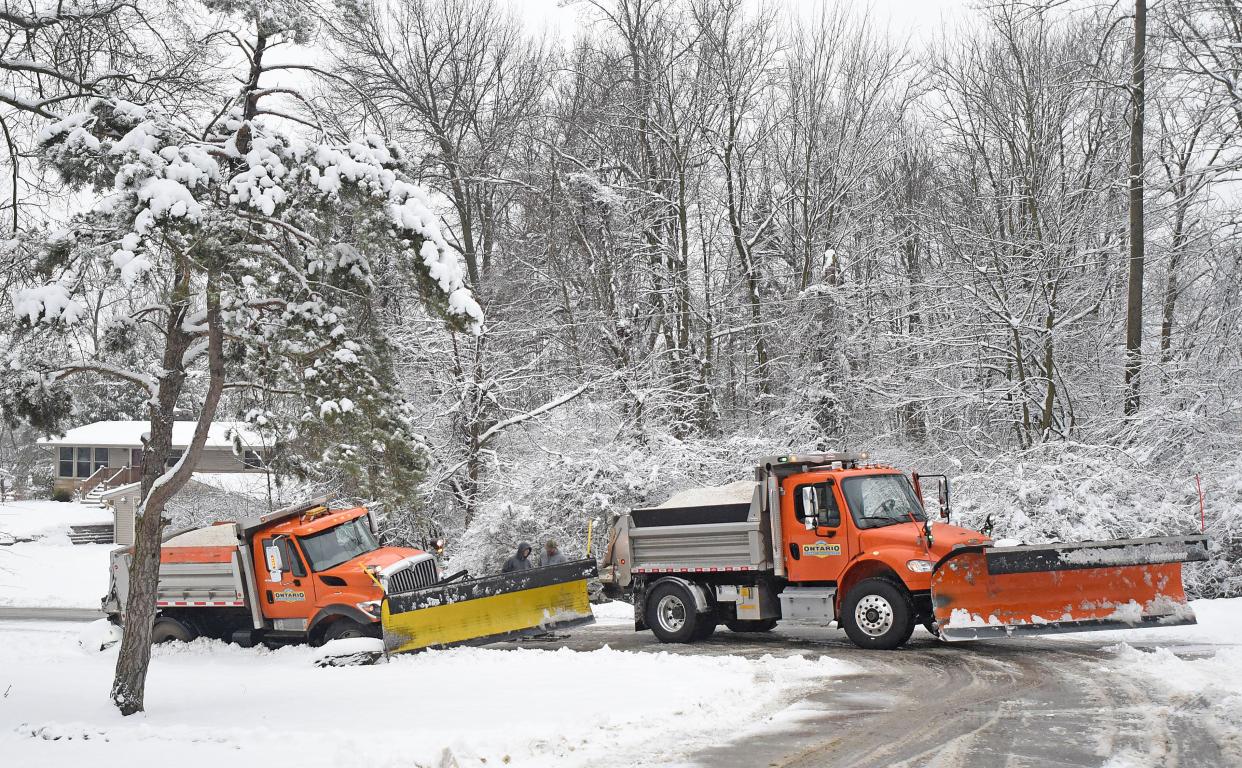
[931,535,1209,641]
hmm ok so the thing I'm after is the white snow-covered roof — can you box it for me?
[657,480,757,508]
[38,420,264,450]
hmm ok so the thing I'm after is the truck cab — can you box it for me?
[250,505,429,641]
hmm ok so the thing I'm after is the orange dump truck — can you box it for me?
[103,498,439,645]
[599,453,1209,649]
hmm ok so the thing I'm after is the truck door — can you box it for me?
[255,534,317,630]
[782,477,851,583]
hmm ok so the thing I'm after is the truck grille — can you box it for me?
[386,557,438,595]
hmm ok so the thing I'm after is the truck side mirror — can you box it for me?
[800,486,818,529]
[914,473,951,521]
[265,543,283,571]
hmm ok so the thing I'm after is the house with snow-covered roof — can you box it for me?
[39,420,270,501]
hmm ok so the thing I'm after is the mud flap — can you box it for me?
[931,536,1208,641]
[382,559,598,654]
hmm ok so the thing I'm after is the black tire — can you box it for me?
[151,616,197,644]
[840,578,914,650]
[725,618,778,633]
[645,582,701,643]
[322,619,381,643]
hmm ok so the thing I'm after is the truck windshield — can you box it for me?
[841,474,926,529]
[299,517,380,572]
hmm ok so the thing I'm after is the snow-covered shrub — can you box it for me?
[446,410,777,574]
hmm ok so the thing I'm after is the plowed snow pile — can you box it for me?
[0,622,857,768]
[1082,598,1242,765]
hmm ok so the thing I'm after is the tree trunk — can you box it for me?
[1123,0,1146,416]
[110,269,226,715]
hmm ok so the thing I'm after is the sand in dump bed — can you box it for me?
[657,480,757,508]
[164,523,241,547]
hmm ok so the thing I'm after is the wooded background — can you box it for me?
[0,0,1239,596]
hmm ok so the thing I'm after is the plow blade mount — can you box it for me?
[931,535,1208,641]
[382,559,598,654]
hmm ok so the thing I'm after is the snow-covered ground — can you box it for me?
[1074,598,1242,763]
[0,500,113,609]
[0,620,857,768]
[0,499,112,540]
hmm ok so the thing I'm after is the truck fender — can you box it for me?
[648,576,713,614]
[308,604,376,639]
[838,559,907,606]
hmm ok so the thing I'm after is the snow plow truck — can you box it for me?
[598,453,1208,649]
[104,498,596,650]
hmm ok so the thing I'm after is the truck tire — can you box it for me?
[322,619,381,643]
[725,618,778,633]
[151,616,197,644]
[645,582,701,643]
[841,578,914,650]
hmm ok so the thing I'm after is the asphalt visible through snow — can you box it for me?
[2,609,1227,767]
[499,619,1229,768]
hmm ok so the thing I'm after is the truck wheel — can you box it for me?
[645,582,700,643]
[151,616,197,644]
[322,619,381,643]
[725,618,778,633]
[841,578,914,650]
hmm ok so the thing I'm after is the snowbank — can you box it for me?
[0,500,113,608]
[0,623,857,767]
[1112,641,1242,762]
[0,499,112,541]
[1067,598,1242,763]
[0,542,112,608]
[591,600,634,625]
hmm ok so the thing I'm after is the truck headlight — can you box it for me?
[906,559,935,573]
[356,599,382,619]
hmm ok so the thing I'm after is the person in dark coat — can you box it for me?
[502,542,534,573]
[541,539,568,567]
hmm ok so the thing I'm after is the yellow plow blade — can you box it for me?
[382,559,597,654]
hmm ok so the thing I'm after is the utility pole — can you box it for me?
[1124,0,1146,417]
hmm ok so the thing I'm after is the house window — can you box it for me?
[165,449,184,469]
[243,450,263,468]
[58,448,73,478]
[76,447,92,478]
[93,448,108,474]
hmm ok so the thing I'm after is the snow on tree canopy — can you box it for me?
[35,98,483,329]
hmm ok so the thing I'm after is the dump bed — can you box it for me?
[628,504,768,573]
[609,482,773,582]
[105,523,262,627]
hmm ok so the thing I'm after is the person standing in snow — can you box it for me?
[541,539,568,567]
[502,542,534,573]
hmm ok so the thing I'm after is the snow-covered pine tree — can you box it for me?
[2,2,481,715]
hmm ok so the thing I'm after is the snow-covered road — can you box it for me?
[1,604,1238,768]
